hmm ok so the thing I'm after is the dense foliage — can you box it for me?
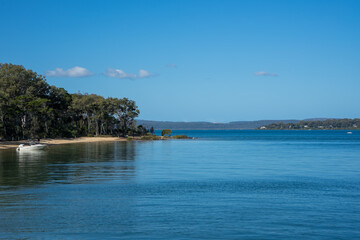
[259,119,360,130]
[0,63,147,140]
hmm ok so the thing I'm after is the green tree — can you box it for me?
[161,129,172,137]
[0,63,50,139]
[114,98,140,137]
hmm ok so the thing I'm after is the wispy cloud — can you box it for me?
[45,66,94,77]
[138,69,153,78]
[105,68,154,79]
[166,63,177,68]
[254,71,278,77]
[105,68,136,79]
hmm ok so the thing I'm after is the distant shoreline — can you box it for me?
[137,118,359,130]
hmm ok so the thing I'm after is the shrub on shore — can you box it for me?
[140,134,191,140]
[161,129,172,137]
[140,135,161,140]
[171,135,191,139]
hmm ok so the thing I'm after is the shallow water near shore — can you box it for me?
[0,130,360,239]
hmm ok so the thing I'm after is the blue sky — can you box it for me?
[1,0,359,122]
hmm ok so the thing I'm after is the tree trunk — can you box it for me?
[87,112,91,135]
[122,119,127,137]
[21,114,26,139]
[0,114,6,138]
[95,119,99,136]
[100,122,105,135]
[45,121,49,136]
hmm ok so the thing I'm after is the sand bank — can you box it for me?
[0,137,128,150]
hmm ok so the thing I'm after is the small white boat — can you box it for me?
[16,143,47,151]
[347,132,353,134]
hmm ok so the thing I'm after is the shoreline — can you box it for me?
[0,137,129,150]
[0,135,192,150]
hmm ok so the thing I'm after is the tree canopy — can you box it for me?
[0,63,146,140]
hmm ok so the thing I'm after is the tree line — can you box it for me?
[259,119,360,130]
[0,63,150,140]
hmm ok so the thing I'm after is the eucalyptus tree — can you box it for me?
[0,63,50,139]
[114,98,140,137]
[70,93,103,136]
[47,86,72,137]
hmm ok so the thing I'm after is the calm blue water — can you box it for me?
[0,130,359,239]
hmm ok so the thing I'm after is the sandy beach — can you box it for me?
[0,137,128,150]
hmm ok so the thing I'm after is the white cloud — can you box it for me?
[138,69,153,78]
[254,71,278,77]
[45,66,93,77]
[105,68,136,79]
[105,68,154,79]
[166,63,177,68]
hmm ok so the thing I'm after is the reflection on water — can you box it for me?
[0,142,137,187]
[17,149,47,161]
[0,131,360,239]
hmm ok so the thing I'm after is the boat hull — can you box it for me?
[17,144,47,151]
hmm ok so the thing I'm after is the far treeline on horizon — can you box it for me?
[0,63,358,141]
[137,119,360,130]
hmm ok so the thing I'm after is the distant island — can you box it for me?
[137,119,300,130]
[136,118,348,130]
[257,119,360,130]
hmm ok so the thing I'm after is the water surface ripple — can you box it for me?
[0,130,359,239]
